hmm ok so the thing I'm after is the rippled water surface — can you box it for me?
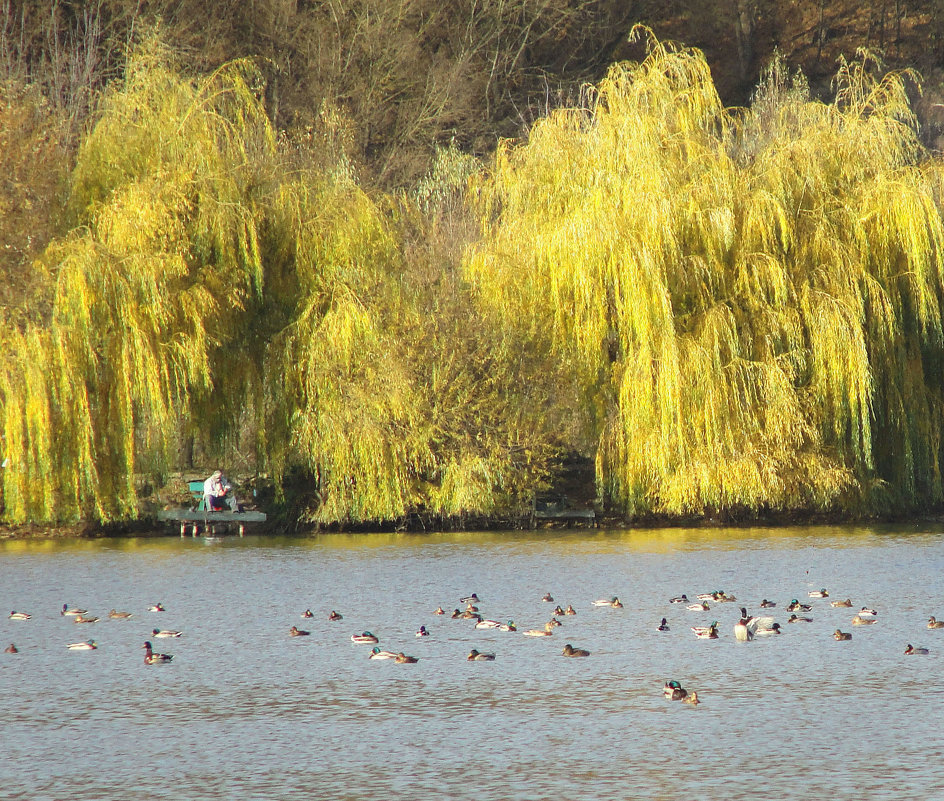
[2,524,944,800]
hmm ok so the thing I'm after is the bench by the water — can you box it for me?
[157,481,267,537]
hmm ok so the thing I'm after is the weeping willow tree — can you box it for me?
[0,34,555,525]
[466,28,944,517]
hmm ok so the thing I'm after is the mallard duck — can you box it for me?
[108,609,133,619]
[830,598,853,608]
[73,615,99,624]
[857,607,877,617]
[328,611,343,621]
[450,609,462,619]
[434,606,445,615]
[788,614,813,623]
[928,616,944,629]
[147,603,166,612]
[475,619,502,629]
[754,622,782,636]
[61,604,87,616]
[809,588,829,598]
[9,611,31,620]
[834,629,852,641]
[468,649,496,661]
[459,594,480,604]
[547,617,562,627]
[498,621,517,631]
[542,593,555,603]
[759,599,777,608]
[67,640,97,650]
[142,641,172,663]
[735,608,776,641]
[563,605,577,616]
[663,680,688,700]
[368,647,398,660]
[787,599,812,612]
[592,597,622,608]
[301,609,314,618]
[669,595,689,604]
[394,652,419,663]
[523,622,555,637]
[289,626,310,637]
[905,644,929,655]
[657,617,670,632]
[4,643,17,653]
[152,628,182,638]
[562,643,590,657]
[351,632,379,644]
[462,611,483,621]
[416,625,429,637]
[716,592,737,603]
[691,622,719,639]
[687,602,710,612]
[683,691,700,706]
[696,592,718,601]
[851,615,876,626]
[553,605,566,616]
[464,604,479,613]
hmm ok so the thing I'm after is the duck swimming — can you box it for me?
[691,622,719,639]
[834,629,853,641]
[669,595,689,604]
[857,607,877,617]
[108,609,133,619]
[368,647,398,660]
[683,691,700,706]
[468,649,496,661]
[67,640,97,650]
[852,615,876,626]
[351,632,379,644]
[301,609,314,618]
[147,603,166,612]
[658,618,670,632]
[328,611,343,621]
[475,619,502,629]
[152,628,182,638]
[787,600,812,612]
[592,597,622,608]
[61,605,87,616]
[498,621,517,632]
[9,612,31,620]
[289,626,310,637]
[687,602,710,612]
[142,641,172,663]
[905,644,929,655]
[759,599,777,608]
[663,680,688,701]
[562,643,590,657]
[788,614,813,623]
[564,605,577,616]
[523,622,555,637]
[553,605,566,616]
[754,622,782,636]
[416,625,429,637]
[73,615,99,624]
[459,594,480,604]
[394,653,419,663]
[4,644,17,653]
[830,598,853,608]
[734,608,776,641]
[809,589,829,598]
[542,593,555,603]
[928,617,944,629]
[434,606,445,615]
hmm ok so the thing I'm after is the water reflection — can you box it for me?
[1,524,943,800]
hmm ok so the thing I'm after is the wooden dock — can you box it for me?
[157,508,267,537]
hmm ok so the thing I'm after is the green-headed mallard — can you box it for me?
[352,632,379,644]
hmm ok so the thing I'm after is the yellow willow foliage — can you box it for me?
[0,37,272,522]
[468,33,944,516]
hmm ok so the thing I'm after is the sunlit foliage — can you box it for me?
[467,29,944,516]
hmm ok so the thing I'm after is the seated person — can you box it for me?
[203,469,239,512]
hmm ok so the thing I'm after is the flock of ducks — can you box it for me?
[658,587,939,703]
[4,603,180,663]
[5,586,938,693]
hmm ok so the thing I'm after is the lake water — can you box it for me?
[1,524,943,800]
